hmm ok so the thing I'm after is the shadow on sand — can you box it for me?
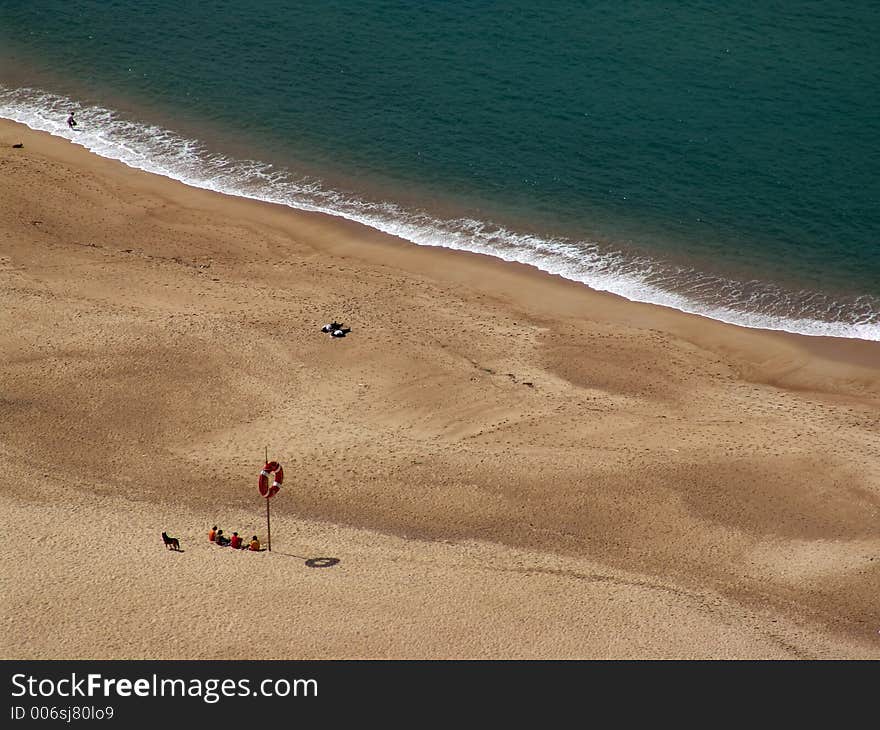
[274,552,341,568]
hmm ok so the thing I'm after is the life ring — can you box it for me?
[258,461,284,498]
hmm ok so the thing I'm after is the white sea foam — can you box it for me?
[2,85,879,342]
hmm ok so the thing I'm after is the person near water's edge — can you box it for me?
[66,111,77,129]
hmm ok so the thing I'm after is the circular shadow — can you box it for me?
[305,557,340,569]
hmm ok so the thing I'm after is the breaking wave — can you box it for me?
[2,85,878,341]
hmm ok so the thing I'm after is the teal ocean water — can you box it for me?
[1,1,878,339]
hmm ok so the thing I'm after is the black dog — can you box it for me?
[161,531,181,551]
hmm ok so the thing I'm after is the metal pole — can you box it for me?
[264,445,270,551]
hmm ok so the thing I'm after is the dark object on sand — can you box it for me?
[12,143,23,148]
[305,557,340,568]
[161,531,181,551]
[331,328,351,338]
[321,321,344,333]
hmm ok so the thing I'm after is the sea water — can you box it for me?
[1,0,878,339]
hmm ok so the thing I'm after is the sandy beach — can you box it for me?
[1,118,878,659]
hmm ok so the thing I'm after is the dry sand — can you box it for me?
[1,119,878,659]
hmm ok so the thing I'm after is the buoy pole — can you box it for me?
[264,445,271,552]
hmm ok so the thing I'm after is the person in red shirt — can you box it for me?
[229,532,242,549]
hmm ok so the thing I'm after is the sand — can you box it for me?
[1,119,878,659]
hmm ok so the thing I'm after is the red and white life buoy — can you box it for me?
[258,461,284,498]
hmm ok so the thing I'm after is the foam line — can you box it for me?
[2,85,878,341]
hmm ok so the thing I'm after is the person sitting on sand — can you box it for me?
[230,532,243,549]
[249,535,261,551]
[215,529,230,546]
[208,525,217,542]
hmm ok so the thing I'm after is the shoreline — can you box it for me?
[2,118,879,659]
[3,93,879,344]
[2,118,878,382]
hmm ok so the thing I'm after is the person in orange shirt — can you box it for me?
[249,535,261,551]
[229,532,243,549]
[208,525,217,542]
